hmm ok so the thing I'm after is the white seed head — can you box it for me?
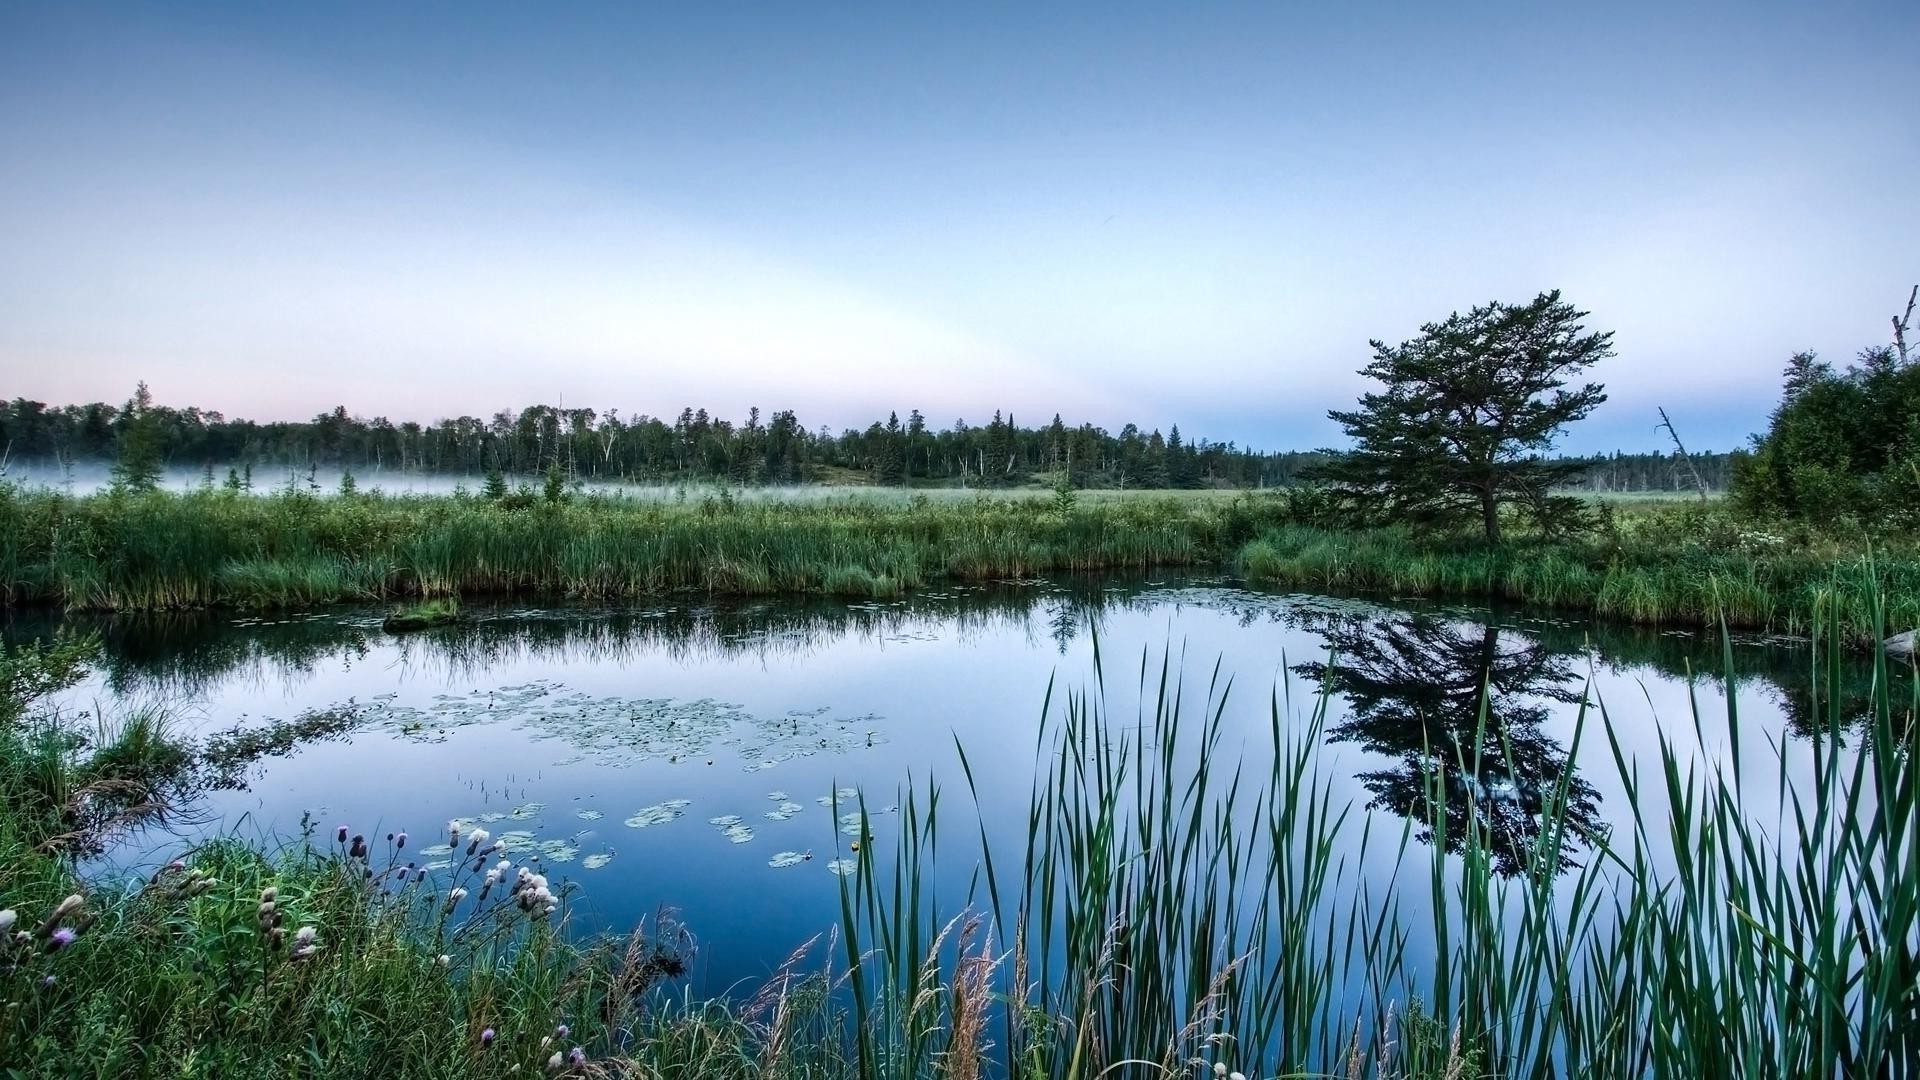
[294,925,317,946]
[0,910,15,933]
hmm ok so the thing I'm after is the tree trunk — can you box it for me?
[1481,488,1502,544]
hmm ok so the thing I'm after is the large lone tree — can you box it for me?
[1310,290,1611,542]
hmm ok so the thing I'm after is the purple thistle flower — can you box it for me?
[480,1028,495,1047]
[395,831,407,850]
[336,824,349,844]
[568,1047,586,1067]
[47,927,76,952]
[554,1024,569,1039]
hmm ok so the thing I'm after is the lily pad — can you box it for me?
[510,802,545,820]
[582,853,614,870]
[537,839,580,863]
[576,809,604,821]
[768,851,807,868]
[624,802,690,829]
[827,858,858,876]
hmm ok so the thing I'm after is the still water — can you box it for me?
[9,574,1884,997]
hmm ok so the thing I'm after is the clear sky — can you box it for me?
[2,2,1914,452]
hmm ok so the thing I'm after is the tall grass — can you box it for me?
[0,487,1285,612]
[1238,523,1920,644]
[831,610,1918,1076]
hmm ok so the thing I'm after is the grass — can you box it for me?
[0,486,1288,612]
[383,597,463,633]
[4,595,1915,1076]
[1237,511,1920,644]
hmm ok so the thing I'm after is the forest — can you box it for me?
[0,390,1737,492]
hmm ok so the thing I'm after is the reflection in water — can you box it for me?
[1294,615,1601,876]
[4,574,1902,884]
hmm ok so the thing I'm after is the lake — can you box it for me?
[6,573,1883,1001]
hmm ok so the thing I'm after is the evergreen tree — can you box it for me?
[875,412,906,485]
[338,470,357,496]
[543,463,566,503]
[109,382,165,494]
[224,467,243,492]
[1308,290,1611,542]
[483,468,508,501]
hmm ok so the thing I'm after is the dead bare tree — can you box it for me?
[1656,407,1710,500]
[1894,284,1916,366]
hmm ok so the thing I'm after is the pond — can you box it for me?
[6,573,1890,1000]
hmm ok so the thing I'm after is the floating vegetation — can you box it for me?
[764,801,805,821]
[478,811,507,823]
[509,802,544,819]
[816,787,859,807]
[497,830,537,851]
[537,838,580,863]
[708,816,755,844]
[768,851,807,868]
[623,800,691,829]
[575,809,603,821]
[449,816,479,831]
[419,843,454,857]
[826,858,858,876]
[582,853,614,870]
[765,791,790,801]
[293,681,886,770]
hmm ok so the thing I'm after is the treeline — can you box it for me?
[0,389,1732,491]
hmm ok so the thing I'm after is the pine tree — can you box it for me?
[1308,290,1611,541]
[110,382,164,494]
[483,468,508,501]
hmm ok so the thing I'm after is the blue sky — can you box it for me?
[2,2,1914,452]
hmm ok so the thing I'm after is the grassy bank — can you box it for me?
[4,607,1916,1076]
[0,487,1285,611]
[1238,513,1920,643]
[3,485,1915,644]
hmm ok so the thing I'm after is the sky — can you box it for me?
[1,2,1914,453]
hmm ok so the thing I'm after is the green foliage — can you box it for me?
[481,469,508,502]
[1309,290,1611,541]
[1237,503,1920,642]
[0,488,1289,611]
[1733,344,1920,528]
[109,383,165,495]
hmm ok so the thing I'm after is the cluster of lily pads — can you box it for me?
[313,682,887,774]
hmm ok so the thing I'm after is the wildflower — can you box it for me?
[41,975,56,988]
[395,866,409,882]
[448,887,469,903]
[46,928,77,953]
[480,1028,495,1048]
[0,910,14,933]
[395,831,408,850]
[1213,1065,1228,1078]
[337,824,349,844]
[36,895,84,939]
[349,834,368,859]
[568,1047,586,1067]
[547,1051,564,1071]
[465,828,490,855]
[448,819,461,845]
[555,1024,569,1039]
[295,926,317,947]
[489,838,505,854]
[437,954,451,969]
[260,886,278,903]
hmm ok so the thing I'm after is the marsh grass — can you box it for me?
[0,487,1285,612]
[1238,523,1920,644]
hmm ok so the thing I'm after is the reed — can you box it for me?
[0,487,1285,612]
[1239,523,1920,644]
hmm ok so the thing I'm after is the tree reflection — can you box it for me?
[1295,615,1602,877]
